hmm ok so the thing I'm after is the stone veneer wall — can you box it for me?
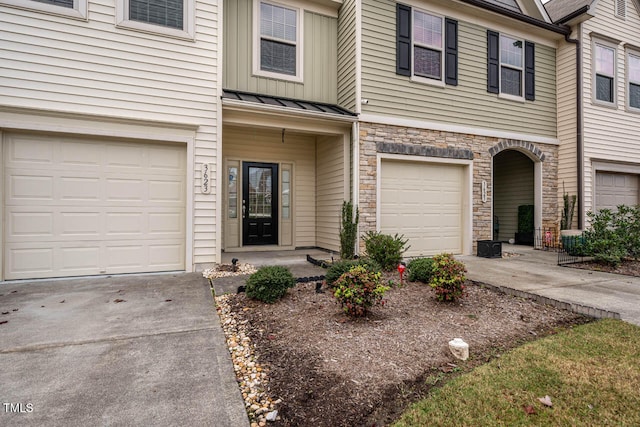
[358,122,559,252]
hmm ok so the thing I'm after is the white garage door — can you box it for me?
[3,133,186,280]
[595,172,639,212]
[380,160,464,257]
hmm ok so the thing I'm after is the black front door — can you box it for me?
[243,162,278,245]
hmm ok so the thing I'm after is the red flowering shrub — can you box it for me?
[430,253,467,302]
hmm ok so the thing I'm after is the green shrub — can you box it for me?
[408,257,435,283]
[245,266,296,303]
[363,231,410,271]
[430,253,467,302]
[339,201,359,260]
[582,209,627,266]
[325,258,382,288]
[332,265,389,317]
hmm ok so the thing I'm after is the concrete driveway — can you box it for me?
[460,245,640,326]
[0,273,249,427]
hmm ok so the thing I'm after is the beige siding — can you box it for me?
[360,0,557,138]
[493,150,534,241]
[316,135,348,252]
[556,29,579,227]
[337,0,357,111]
[581,0,640,215]
[223,126,317,248]
[224,0,338,103]
[0,0,219,268]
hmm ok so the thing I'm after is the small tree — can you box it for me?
[339,200,359,260]
[561,182,577,230]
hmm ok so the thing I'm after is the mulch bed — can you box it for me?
[226,279,590,427]
[567,259,640,277]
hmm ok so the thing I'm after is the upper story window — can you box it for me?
[487,30,535,101]
[412,10,443,80]
[396,3,458,86]
[116,0,194,39]
[1,0,87,19]
[594,42,616,104]
[627,51,640,110]
[253,1,302,82]
[499,35,523,97]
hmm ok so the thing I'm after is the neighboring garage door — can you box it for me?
[380,160,464,257]
[595,172,639,212]
[3,133,186,280]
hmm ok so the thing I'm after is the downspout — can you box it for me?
[563,26,584,229]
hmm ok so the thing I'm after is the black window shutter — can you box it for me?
[396,3,412,76]
[487,30,499,93]
[525,41,535,101]
[445,18,458,86]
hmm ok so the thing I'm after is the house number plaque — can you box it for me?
[202,163,212,194]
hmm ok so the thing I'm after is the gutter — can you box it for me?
[457,0,570,35]
[563,25,584,229]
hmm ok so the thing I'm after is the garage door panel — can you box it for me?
[381,160,464,257]
[596,172,639,211]
[3,134,187,280]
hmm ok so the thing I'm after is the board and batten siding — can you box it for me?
[224,0,338,104]
[0,0,220,268]
[316,135,349,252]
[360,0,557,138]
[337,0,357,111]
[222,126,317,248]
[580,0,640,215]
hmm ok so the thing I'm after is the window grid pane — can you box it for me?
[248,167,273,219]
[501,67,522,96]
[500,35,522,68]
[261,39,296,75]
[129,0,183,29]
[414,46,441,79]
[595,45,615,76]
[596,74,614,102]
[32,0,74,8]
[413,10,442,48]
[260,2,296,42]
[629,54,640,83]
[630,83,640,108]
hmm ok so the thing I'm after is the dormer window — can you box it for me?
[253,1,302,82]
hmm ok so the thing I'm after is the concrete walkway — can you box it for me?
[0,273,249,427]
[460,245,640,326]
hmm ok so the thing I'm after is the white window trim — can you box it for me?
[499,33,525,100]
[116,0,195,40]
[252,0,304,83]
[0,0,87,20]
[592,38,618,107]
[626,48,640,113]
[410,8,445,87]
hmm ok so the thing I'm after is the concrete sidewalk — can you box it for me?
[460,245,640,326]
[0,273,249,427]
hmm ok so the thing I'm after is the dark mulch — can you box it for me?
[226,279,591,427]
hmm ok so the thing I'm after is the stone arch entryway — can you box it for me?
[490,141,544,245]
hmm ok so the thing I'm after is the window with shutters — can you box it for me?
[487,30,535,101]
[627,51,640,111]
[253,1,302,82]
[593,42,616,105]
[116,0,194,39]
[396,3,458,86]
[1,0,87,19]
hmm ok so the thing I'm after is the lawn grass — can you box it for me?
[394,319,640,427]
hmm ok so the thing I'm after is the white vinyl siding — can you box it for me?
[360,0,557,138]
[580,0,640,216]
[0,0,219,269]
